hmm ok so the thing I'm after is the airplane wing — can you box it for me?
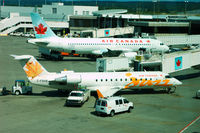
[91,48,132,55]
[90,86,122,98]
[108,48,131,52]
[35,41,49,45]
[91,49,108,55]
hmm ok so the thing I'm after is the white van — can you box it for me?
[95,96,134,117]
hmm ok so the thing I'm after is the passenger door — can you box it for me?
[115,99,124,113]
[122,98,130,111]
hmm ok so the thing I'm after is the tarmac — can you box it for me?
[0,36,200,133]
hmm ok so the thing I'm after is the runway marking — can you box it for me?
[178,114,200,133]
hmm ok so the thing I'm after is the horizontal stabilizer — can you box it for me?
[10,55,33,60]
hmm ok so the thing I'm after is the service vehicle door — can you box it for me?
[115,99,123,113]
[96,100,107,113]
[122,98,130,111]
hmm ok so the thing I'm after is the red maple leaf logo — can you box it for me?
[34,24,47,34]
[176,59,181,66]
[146,40,150,43]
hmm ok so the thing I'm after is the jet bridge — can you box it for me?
[162,49,200,74]
[138,48,200,74]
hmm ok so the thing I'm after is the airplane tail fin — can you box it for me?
[11,55,49,80]
[30,12,57,39]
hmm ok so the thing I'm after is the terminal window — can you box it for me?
[52,8,57,14]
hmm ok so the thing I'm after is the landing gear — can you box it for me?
[166,87,176,93]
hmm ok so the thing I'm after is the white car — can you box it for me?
[196,90,200,99]
[95,96,134,117]
[65,89,90,106]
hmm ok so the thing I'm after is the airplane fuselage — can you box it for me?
[30,71,181,91]
[28,37,169,55]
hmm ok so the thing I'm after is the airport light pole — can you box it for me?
[18,0,20,6]
[153,0,157,16]
[185,1,188,16]
[0,0,1,20]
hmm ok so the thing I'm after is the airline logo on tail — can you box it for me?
[34,24,47,35]
[23,59,43,79]
[30,13,56,38]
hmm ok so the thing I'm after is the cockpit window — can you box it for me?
[160,43,164,45]
[165,75,172,78]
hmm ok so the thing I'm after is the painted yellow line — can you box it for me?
[0,34,8,36]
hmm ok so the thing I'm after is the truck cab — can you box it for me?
[65,89,90,106]
[12,80,32,95]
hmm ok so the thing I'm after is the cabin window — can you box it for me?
[115,79,118,81]
[119,99,123,104]
[125,78,127,81]
[101,79,103,82]
[105,79,108,82]
[120,79,122,81]
[140,78,142,81]
[130,78,132,81]
[52,8,57,14]
[110,79,113,81]
[115,100,119,105]
[96,79,98,82]
[145,78,147,80]
[135,78,137,81]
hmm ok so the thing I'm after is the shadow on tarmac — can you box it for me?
[36,56,96,62]
[29,89,169,98]
[31,90,69,97]
[173,72,200,80]
[115,89,168,96]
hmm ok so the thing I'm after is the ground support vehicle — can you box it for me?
[12,80,32,95]
[95,96,134,117]
[65,89,90,106]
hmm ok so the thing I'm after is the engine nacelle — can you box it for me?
[122,52,137,59]
[66,74,81,84]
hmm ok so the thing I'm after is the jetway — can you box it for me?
[132,48,200,74]
[162,49,200,74]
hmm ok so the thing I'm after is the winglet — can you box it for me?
[97,89,104,99]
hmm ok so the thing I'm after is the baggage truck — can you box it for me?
[96,57,130,72]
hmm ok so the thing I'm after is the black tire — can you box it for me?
[86,96,89,102]
[128,107,133,113]
[27,91,32,95]
[15,90,20,95]
[110,110,115,117]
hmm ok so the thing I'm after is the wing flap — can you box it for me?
[96,86,122,98]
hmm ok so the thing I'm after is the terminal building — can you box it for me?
[0,2,98,35]
[1,2,200,40]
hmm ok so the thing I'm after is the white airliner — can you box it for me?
[11,55,182,96]
[27,13,169,58]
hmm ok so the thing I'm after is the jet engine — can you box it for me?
[66,74,81,84]
[121,52,137,59]
[55,74,81,84]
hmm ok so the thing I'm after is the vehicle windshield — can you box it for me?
[70,93,83,96]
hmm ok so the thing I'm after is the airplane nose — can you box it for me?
[175,79,182,86]
[165,46,170,52]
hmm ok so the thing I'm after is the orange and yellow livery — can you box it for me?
[24,60,43,79]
